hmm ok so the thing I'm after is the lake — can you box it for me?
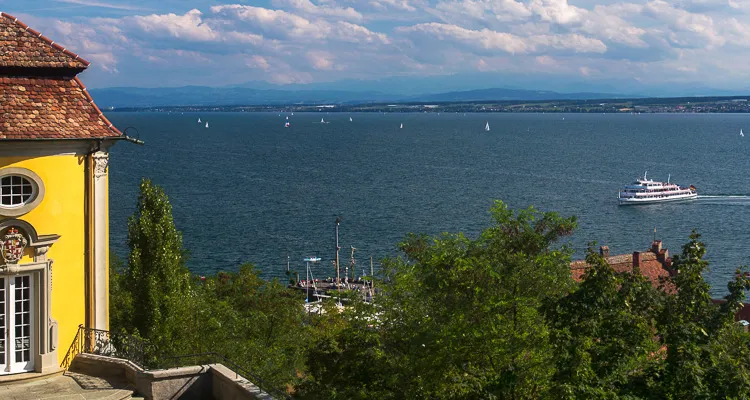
[106,112,750,294]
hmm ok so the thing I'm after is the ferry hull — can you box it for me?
[618,193,697,205]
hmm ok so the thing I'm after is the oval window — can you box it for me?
[0,168,44,217]
[1,175,35,207]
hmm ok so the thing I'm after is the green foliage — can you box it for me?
[657,231,750,400]
[548,246,664,399]
[112,178,191,357]
[196,265,313,388]
[298,201,578,399]
[110,179,314,391]
[110,190,750,399]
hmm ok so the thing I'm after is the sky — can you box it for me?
[3,0,750,94]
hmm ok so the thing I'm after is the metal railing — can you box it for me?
[62,326,290,399]
[62,324,150,369]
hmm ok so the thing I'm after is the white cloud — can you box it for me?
[306,51,335,70]
[529,0,584,25]
[247,55,271,70]
[398,22,606,54]
[16,0,750,92]
[211,4,389,44]
[642,0,724,48]
[132,9,218,41]
[52,0,145,11]
[271,0,364,20]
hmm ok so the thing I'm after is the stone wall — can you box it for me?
[69,353,274,400]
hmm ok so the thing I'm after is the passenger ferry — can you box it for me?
[618,172,697,205]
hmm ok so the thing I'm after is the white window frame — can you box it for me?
[0,168,44,217]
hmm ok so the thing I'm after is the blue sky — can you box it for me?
[3,0,750,94]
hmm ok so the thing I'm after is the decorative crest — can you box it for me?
[1,226,27,264]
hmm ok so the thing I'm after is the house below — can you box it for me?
[570,240,674,289]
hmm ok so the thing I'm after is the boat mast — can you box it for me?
[335,217,341,299]
[306,258,310,303]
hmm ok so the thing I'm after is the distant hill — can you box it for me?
[409,88,630,102]
[90,86,633,108]
[89,86,396,108]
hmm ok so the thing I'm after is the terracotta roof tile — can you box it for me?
[571,249,674,292]
[0,12,89,69]
[0,76,121,139]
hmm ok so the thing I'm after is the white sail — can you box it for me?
[321,118,325,123]
[741,129,745,137]
[205,122,209,128]
[291,112,294,116]
[349,117,353,122]
[285,122,290,128]
[198,118,201,123]
[400,123,403,129]
[485,121,490,131]
[286,116,289,120]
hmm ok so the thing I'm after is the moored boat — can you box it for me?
[618,172,697,205]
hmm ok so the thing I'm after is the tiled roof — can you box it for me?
[0,12,89,69]
[0,76,121,139]
[571,248,674,291]
[0,14,120,140]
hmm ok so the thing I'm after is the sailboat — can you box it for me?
[484,121,490,132]
[741,129,745,137]
[197,118,201,123]
[205,122,209,128]
[320,117,329,124]
[285,121,290,128]
[400,123,403,129]
[291,112,294,116]
[286,116,289,120]
[349,117,353,122]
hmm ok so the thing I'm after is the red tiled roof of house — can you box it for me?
[0,12,89,69]
[0,77,121,139]
[0,14,121,139]
[571,242,674,292]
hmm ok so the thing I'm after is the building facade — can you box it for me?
[0,12,122,376]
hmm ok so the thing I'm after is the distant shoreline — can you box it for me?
[103,95,750,114]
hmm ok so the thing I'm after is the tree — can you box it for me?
[115,178,192,357]
[658,231,750,399]
[547,246,664,399]
[200,265,314,390]
[299,201,578,399]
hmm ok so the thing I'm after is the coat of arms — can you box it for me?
[1,227,27,264]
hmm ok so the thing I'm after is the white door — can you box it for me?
[0,275,34,374]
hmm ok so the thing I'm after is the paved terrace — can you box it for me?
[0,372,140,400]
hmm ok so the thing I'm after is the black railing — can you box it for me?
[62,326,290,399]
[62,324,150,369]
[161,353,291,399]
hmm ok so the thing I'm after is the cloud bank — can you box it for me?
[16,0,750,92]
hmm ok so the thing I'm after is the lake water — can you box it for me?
[106,112,750,294]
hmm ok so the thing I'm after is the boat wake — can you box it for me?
[698,195,750,199]
[696,195,750,204]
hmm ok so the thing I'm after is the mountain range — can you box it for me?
[90,86,630,108]
[89,73,750,108]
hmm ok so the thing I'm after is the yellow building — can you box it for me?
[0,13,123,376]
